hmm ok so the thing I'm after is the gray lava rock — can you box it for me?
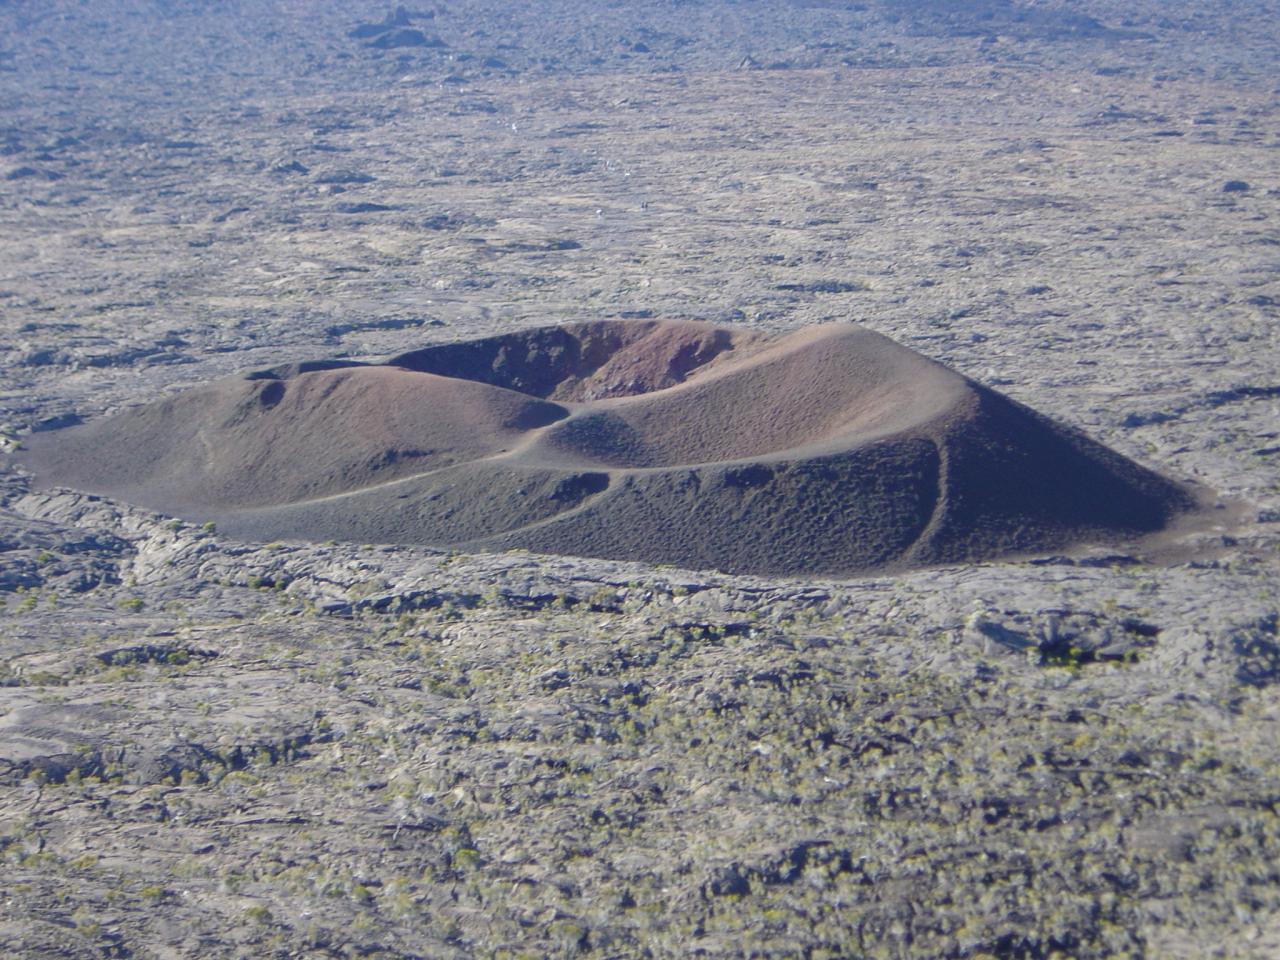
[316,169,375,185]
[369,28,444,50]
[0,703,112,784]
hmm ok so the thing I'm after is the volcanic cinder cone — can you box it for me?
[15,320,1199,576]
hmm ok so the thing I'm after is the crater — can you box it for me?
[12,319,1202,576]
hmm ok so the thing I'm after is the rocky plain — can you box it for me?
[2,1,1280,957]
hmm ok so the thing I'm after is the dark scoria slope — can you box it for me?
[14,320,1198,576]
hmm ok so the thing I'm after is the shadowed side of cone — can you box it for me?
[905,385,1198,566]
[481,439,946,575]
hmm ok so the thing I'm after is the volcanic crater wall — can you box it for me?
[14,319,1199,576]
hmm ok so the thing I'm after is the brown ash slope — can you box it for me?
[15,319,1198,576]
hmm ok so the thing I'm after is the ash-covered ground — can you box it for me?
[2,2,1279,957]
